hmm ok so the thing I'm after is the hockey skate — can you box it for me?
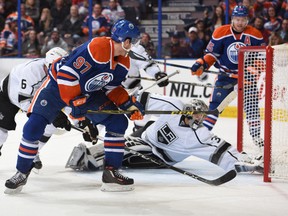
[101,166,134,192]
[4,171,30,194]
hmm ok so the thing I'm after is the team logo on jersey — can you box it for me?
[227,42,245,64]
[157,123,178,145]
[40,100,48,106]
[85,73,113,92]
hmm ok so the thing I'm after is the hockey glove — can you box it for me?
[119,96,145,120]
[69,95,88,119]
[191,58,209,76]
[78,119,99,145]
[52,111,71,131]
[154,72,169,87]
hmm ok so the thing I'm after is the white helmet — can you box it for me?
[45,47,68,68]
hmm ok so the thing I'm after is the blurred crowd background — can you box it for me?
[0,0,287,59]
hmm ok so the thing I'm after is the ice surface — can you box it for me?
[1,113,288,216]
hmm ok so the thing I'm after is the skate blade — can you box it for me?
[4,186,24,194]
[101,183,134,192]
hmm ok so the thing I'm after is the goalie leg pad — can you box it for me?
[65,143,104,171]
[124,136,164,168]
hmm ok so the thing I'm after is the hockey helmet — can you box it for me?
[45,47,68,68]
[183,99,208,129]
[111,19,140,44]
[232,5,248,17]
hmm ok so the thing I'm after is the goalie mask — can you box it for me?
[180,99,208,130]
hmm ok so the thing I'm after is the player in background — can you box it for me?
[4,19,144,194]
[191,5,265,156]
[66,98,262,174]
[0,47,70,167]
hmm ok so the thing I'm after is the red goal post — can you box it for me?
[238,44,288,182]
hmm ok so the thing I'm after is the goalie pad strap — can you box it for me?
[210,142,231,165]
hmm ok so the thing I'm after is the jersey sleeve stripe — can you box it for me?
[57,79,79,86]
[60,66,80,79]
[57,71,78,81]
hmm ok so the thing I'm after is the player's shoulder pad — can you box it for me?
[212,25,232,40]
[88,37,111,63]
[244,26,263,39]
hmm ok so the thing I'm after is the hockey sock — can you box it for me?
[17,138,38,174]
[203,114,218,130]
[104,133,125,169]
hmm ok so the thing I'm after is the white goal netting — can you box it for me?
[238,44,288,181]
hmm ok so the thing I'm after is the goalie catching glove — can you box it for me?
[154,72,169,87]
[119,96,145,120]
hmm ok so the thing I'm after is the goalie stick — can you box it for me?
[87,90,237,115]
[125,144,237,186]
[127,75,235,89]
[70,126,237,186]
[128,50,238,79]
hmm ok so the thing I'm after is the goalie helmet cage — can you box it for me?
[238,45,288,182]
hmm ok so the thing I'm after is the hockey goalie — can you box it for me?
[66,98,263,176]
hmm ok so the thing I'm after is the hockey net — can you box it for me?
[238,45,288,182]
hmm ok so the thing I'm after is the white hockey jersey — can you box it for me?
[122,44,161,89]
[7,58,47,112]
[142,114,240,171]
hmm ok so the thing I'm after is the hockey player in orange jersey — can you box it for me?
[191,5,265,157]
[4,19,144,194]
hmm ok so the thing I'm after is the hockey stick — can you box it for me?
[128,50,238,79]
[70,125,236,185]
[125,145,236,186]
[127,76,234,89]
[87,90,237,115]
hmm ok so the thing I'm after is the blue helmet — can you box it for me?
[111,19,140,43]
[232,5,248,17]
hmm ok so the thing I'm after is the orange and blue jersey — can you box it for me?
[49,36,130,105]
[204,25,265,74]
[6,12,34,31]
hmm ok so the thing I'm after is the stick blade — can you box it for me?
[208,169,237,186]
[216,91,237,113]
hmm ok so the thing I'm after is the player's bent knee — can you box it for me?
[23,113,49,141]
